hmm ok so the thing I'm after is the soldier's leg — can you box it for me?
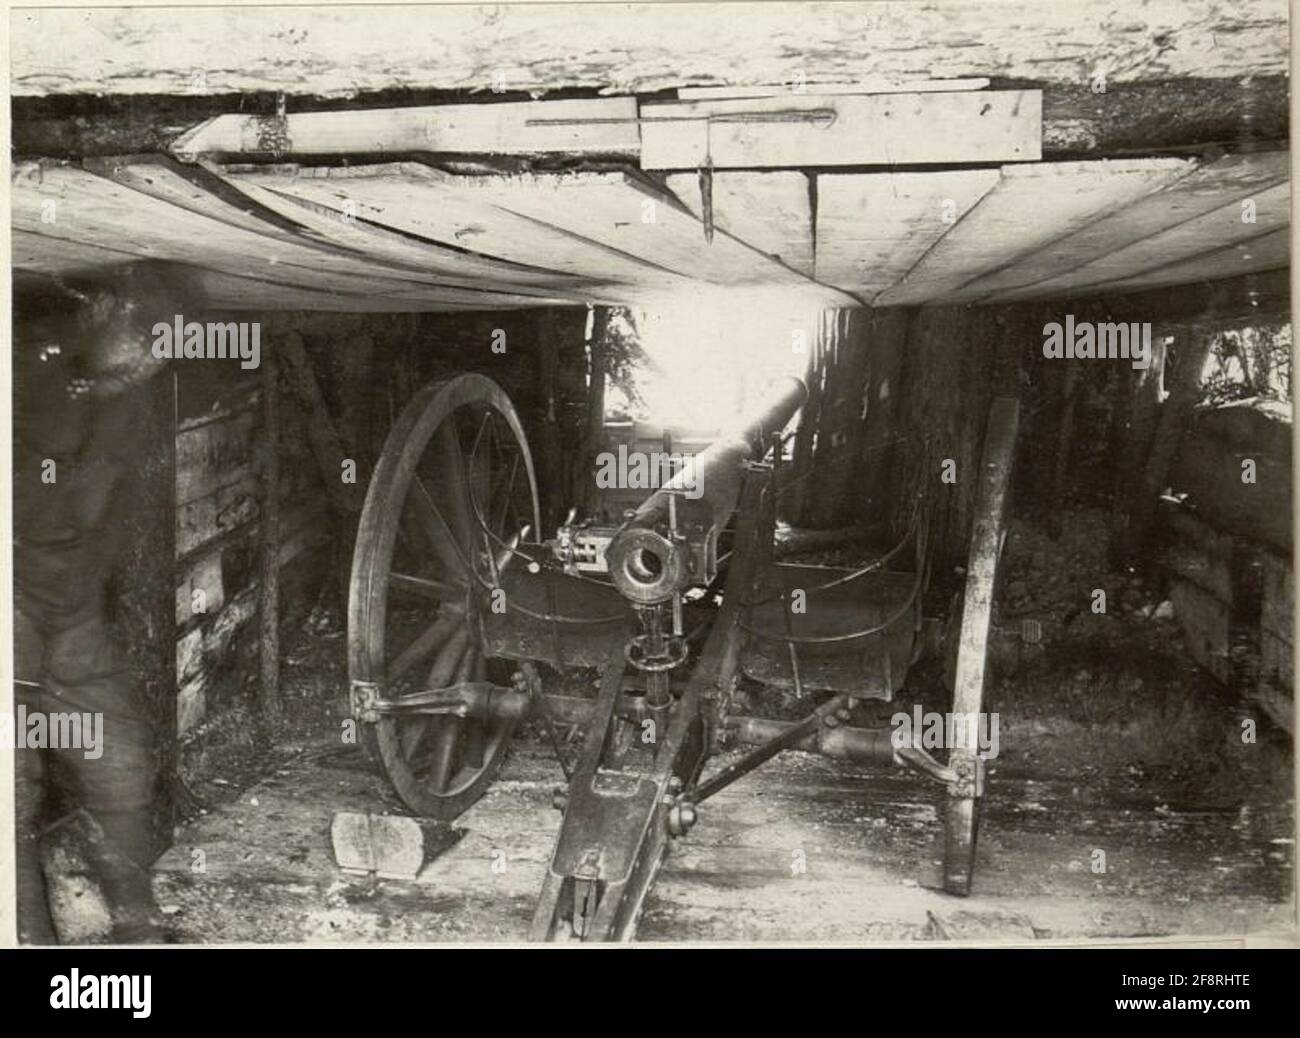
[43,611,164,942]
[43,612,156,870]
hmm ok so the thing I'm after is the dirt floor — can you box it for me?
[153,509,1295,943]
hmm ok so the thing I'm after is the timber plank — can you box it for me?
[12,231,428,312]
[814,169,1000,300]
[640,91,1041,169]
[12,5,1288,99]
[875,158,1193,306]
[997,177,1291,301]
[1089,227,1289,296]
[189,271,487,312]
[11,227,139,277]
[665,171,814,276]
[229,162,695,301]
[171,98,640,160]
[452,169,837,293]
[177,410,257,505]
[970,150,1289,301]
[11,161,574,310]
[106,154,583,296]
[677,79,991,100]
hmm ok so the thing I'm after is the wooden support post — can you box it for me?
[811,309,872,528]
[856,309,908,526]
[278,331,363,518]
[580,307,608,514]
[1049,363,1081,538]
[1126,326,1216,557]
[537,310,563,537]
[113,370,179,856]
[259,342,281,722]
[786,328,827,526]
[278,329,365,609]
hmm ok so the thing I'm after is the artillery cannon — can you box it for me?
[348,366,1018,940]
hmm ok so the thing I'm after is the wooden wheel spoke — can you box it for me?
[410,471,474,579]
[494,449,522,538]
[388,571,459,601]
[467,410,498,559]
[426,633,473,791]
[388,608,463,685]
[428,413,484,565]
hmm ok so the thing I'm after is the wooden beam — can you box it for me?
[97,153,581,296]
[814,169,1000,300]
[677,79,990,100]
[12,160,580,310]
[665,171,814,276]
[13,4,1286,97]
[452,169,840,294]
[224,162,691,302]
[1085,228,1289,296]
[16,77,1287,163]
[989,155,1290,300]
[1003,268,1290,323]
[875,158,1192,306]
[640,91,1041,169]
[171,98,640,161]
[201,160,588,295]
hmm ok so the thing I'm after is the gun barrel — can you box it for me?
[606,375,807,604]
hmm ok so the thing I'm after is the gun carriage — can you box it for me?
[348,367,1018,941]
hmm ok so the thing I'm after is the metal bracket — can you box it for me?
[893,743,956,785]
[948,750,985,799]
[352,680,530,725]
[350,680,382,724]
[894,745,985,797]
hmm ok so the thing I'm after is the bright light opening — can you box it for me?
[602,288,826,437]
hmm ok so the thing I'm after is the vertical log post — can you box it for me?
[1049,363,1081,538]
[580,307,609,514]
[537,310,563,537]
[114,368,179,856]
[278,330,364,610]
[259,341,281,723]
[1126,325,1215,557]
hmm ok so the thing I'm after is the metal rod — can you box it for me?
[689,710,823,804]
[525,109,836,127]
[727,717,899,765]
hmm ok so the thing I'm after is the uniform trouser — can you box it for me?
[14,602,155,943]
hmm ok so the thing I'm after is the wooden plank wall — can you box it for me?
[174,357,330,734]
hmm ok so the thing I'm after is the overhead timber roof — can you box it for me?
[13,141,1289,312]
[9,2,1290,313]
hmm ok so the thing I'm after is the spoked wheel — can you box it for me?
[348,373,541,819]
[943,397,1019,896]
